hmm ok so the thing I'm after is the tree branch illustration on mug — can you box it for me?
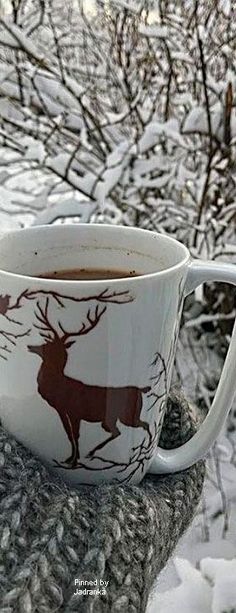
[146,277,185,413]
[0,286,134,361]
[0,325,31,361]
[0,284,171,481]
[0,286,134,311]
[0,290,30,359]
[58,422,160,485]
[0,290,30,321]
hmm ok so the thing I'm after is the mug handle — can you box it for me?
[149,259,236,474]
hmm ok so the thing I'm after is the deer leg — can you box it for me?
[135,419,152,445]
[58,414,80,466]
[62,438,78,465]
[70,438,80,468]
[86,422,120,459]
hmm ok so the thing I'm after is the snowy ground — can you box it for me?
[147,330,236,610]
[0,147,236,612]
[147,419,236,611]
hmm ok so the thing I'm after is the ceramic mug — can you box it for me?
[0,224,236,485]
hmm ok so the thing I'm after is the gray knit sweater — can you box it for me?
[0,389,205,612]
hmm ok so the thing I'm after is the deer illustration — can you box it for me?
[28,298,151,468]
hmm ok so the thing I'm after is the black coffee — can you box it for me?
[38,268,140,280]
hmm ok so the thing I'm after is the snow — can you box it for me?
[0,184,34,209]
[183,107,209,133]
[138,119,186,153]
[0,210,22,231]
[185,311,236,329]
[94,163,126,204]
[0,97,25,123]
[32,199,95,226]
[0,17,45,63]
[0,29,21,49]
[183,106,222,138]
[24,139,46,164]
[64,75,85,101]
[31,73,82,112]
[0,1,236,610]
[135,173,172,189]
[147,558,212,613]
[106,141,130,168]
[147,556,236,613]
[201,558,236,613]
[146,415,236,610]
[134,156,169,176]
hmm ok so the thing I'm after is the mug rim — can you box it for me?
[0,224,190,284]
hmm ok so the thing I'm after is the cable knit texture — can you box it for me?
[0,389,205,612]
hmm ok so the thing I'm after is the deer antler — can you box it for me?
[58,304,107,341]
[34,299,59,341]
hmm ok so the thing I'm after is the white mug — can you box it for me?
[0,224,236,485]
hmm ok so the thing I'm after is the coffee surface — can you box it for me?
[38,268,140,280]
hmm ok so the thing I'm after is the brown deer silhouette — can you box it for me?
[28,299,151,468]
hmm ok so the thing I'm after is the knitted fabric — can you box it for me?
[0,389,205,613]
